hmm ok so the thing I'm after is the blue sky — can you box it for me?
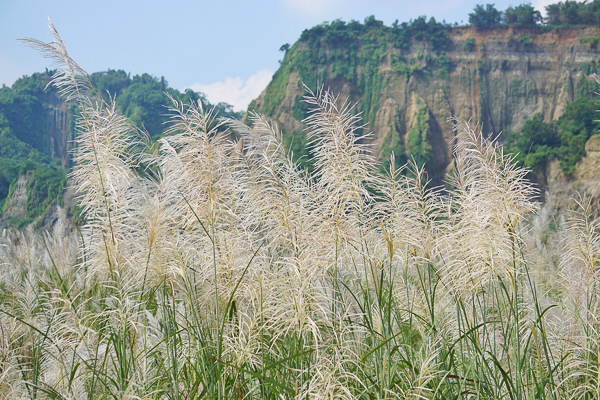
[1,0,554,110]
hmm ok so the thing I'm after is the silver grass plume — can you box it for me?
[560,195,600,399]
[376,158,445,266]
[23,20,148,280]
[444,118,538,292]
[228,113,331,344]
[304,86,377,235]
[71,101,147,277]
[159,96,253,311]
[18,18,94,103]
[301,87,380,334]
[229,113,314,256]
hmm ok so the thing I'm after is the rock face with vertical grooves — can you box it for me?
[249,25,600,181]
[45,95,72,168]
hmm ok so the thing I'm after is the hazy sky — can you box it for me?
[1,0,555,110]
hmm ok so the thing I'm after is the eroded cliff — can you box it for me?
[249,25,600,182]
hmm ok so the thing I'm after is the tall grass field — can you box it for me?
[1,23,600,399]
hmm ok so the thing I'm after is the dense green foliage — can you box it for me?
[469,4,504,27]
[0,71,59,153]
[469,1,600,27]
[545,0,600,26]
[505,4,542,26]
[92,70,242,139]
[378,127,408,175]
[507,97,600,177]
[0,71,66,223]
[25,167,66,220]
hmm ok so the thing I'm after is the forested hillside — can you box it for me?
[0,70,240,228]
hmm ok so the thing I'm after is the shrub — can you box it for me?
[519,34,533,46]
[406,100,433,169]
[465,37,476,51]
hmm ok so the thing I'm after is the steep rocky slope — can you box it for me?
[249,24,600,183]
[45,95,72,167]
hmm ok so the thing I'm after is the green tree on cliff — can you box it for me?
[505,4,542,26]
[469,4,503,27]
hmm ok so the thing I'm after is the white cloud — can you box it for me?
[282,0,344,19]
[188,70,273,112]
[532,0,555,16]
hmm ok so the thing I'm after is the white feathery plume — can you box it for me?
[559,195,600,399]
[376,157,445,265]
[21,20,148,281]
[562,195,600,297]
[443,118,538,292]
[159,96,255,313]
[227,114,331,338]
[303,86,377,241]
[70,100,146,279]
[228,113,314,257]
[19,18,94,103]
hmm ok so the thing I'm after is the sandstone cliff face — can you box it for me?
[250,26,600,180]
[43,93,72,167]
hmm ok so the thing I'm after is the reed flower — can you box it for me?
[3,20,600,399]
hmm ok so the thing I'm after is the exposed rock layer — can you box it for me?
[250,26,600,182]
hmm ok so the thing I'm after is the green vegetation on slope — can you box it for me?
[507,96,600,177]
[92,70,242,139]
[0,71,59,154]
[251,15,450,118]
[378,116,407,175]
[0,71,66,225]
[0,70,241,228]
[406,100,434,169]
